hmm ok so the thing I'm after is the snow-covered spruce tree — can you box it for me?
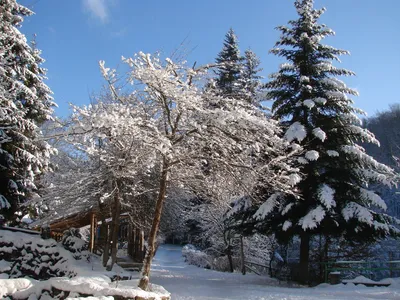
[214,28,244,100]
[256,0,400,283]
[0,0,56,223]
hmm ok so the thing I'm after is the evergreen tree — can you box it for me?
[214,28,244,99]
[242,49,263,104]
[255,0,398,282]
[0,0,56,223]
[213,31,263,104]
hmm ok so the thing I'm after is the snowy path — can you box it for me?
[146,244,400,300]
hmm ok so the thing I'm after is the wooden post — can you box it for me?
[132,227,137,259]
[127,224,132,258]
[133,228,138,260]
[90,213,96,253]
[329,272,341,285]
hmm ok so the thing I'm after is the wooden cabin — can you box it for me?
[33,208,146,262]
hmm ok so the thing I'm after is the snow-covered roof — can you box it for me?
[31,205,97,231]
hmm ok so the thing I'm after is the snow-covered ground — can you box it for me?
[145,244,400,300]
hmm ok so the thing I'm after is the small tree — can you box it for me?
[259,0,399,283]
[242,49,263,104]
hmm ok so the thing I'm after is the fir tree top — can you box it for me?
[269,0,360,122]
[215,28,243,97]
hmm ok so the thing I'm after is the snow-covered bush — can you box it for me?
[182,244,245,272]
[61,228,89,260]
[182,245,212,269]
[0,229,76,280]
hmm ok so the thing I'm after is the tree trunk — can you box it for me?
[321,235,330,282]
[224,230,234,273]
[227,247,234,273]
[138,158,169,290]
[101,223,110,267]
[99,203,110,268]
[299,231,310,285]
[106,181,122,271]
[240,235,246,275]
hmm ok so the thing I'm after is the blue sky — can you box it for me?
[19,0,400,118]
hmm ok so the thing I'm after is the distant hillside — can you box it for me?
[364,104,400,218]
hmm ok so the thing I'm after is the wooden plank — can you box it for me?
[0,226,40,235]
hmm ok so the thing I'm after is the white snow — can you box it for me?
[253,193,281,220]
[146,245,400,300]
[360,188,387,210]
[300,206,325,230]
[327,150,339,157]
[282,220,292,231]
[0,276,169,300]
[318,184,336,210]
[282,203,295,215]
[297,157,309,164]
[321,77,346,89]
[285,122,307,142]
[300,76,310,83]
[289,173,301,186]
[280,62,295,70]
[342,275,394,287]
[226,197,252,218]
[313,97,327,105]
[326,91,347,100]
[0,260,11,273]
[342,202,373,225]
[2,240,400,299]
[0,278,33,298]
[312,127,326,142]
[303,99,315,109]
[300,32,309,39]
[305,150,319,161]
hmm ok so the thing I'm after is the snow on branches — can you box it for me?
[0,0,56,222]
[65,52,302,289]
